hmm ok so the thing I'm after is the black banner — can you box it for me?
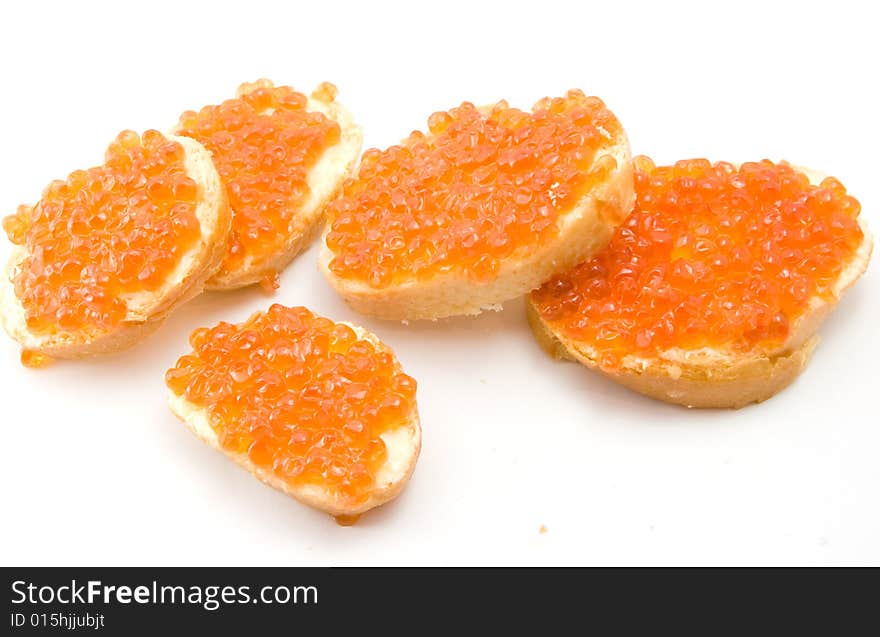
[3,568,877,634]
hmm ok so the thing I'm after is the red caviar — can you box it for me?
[258,270,281,294]
[325,90,622,287]
[532,157,864,368]
[165,305,418,506]
[177,80,340,274]
[20,350,53,369]
[3,130,201,335]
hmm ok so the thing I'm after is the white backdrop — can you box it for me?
[1,0,877,566]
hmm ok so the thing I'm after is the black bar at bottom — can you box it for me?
[2,567,877,634]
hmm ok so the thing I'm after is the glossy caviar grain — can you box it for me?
[258,270,281,294]
[3,130,201,335]
[165,304,418,506]
[325,90,622,287]
[20,350,53,369]
[177,80,340,273]
[532,157,864,367]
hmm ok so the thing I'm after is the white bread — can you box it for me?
[319,104,635,321]
[0,134,231,359]
[167,322,421,520]
[527,169,873,409]
[174,81,363,291]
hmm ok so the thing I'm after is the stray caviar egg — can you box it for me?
[532,158,865,368]
[334,514,360,526]
[20,350,53,369]
[258,270,281,294]
[325,90,622,288]
[3,130,201,335]
[176,80,340,273]
[165,304,418,506]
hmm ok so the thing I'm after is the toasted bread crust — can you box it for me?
[320,108,635,321]
[166,323,421,518]
[527,175,873,409]
[0,135,231,359]
[185,83,363,291]
[528,300,819,408]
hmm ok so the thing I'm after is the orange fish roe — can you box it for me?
[325,90,623,287]
[532,157,864,368]
[3,130,202,335]
[334,514,361,526]
[176,81,341,273]
[20,350,53,369]
[258,270,281,294]
[165,304,418,506]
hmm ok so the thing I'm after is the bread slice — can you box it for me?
[319,103,635,321]
[175,81,363,291]
[527,169,873,409]
[167,323,421,519]
[0,134,231,359]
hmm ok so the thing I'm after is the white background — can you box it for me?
[1,0,877,566]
